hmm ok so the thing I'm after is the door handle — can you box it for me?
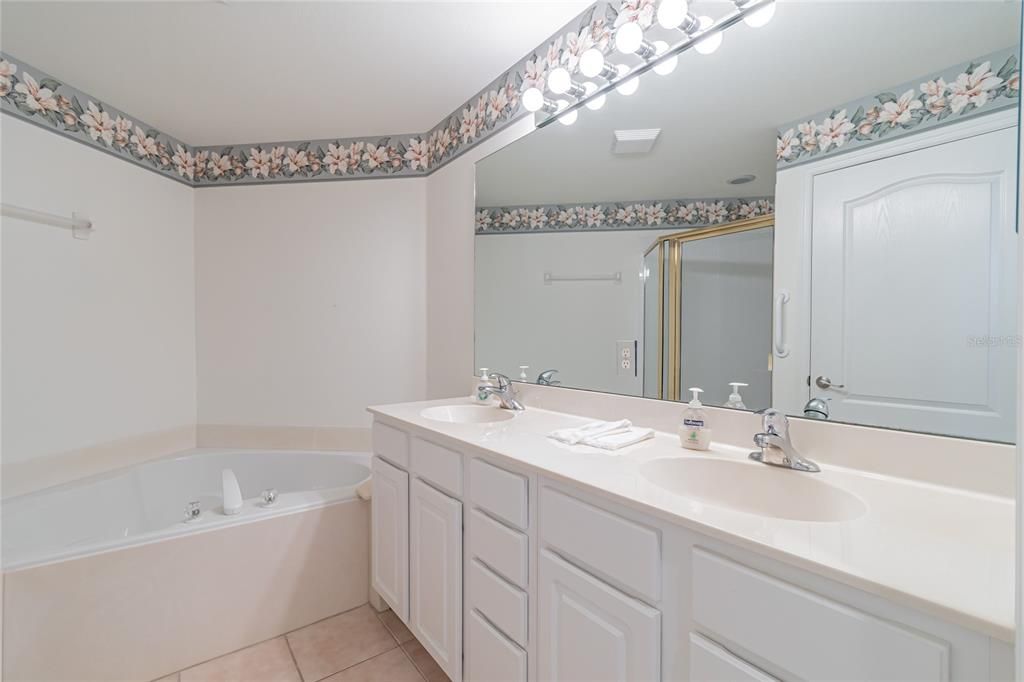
[815,376,845,390]
[773,291,790,358]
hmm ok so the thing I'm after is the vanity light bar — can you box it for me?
[548,67,587,98]
[522,87,560,114]
[538,0,776,129]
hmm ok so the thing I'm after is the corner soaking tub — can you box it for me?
[2,449,373,682]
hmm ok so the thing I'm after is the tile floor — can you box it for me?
[155,605,450,682]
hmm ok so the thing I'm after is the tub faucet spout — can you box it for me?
[222,469,244,515]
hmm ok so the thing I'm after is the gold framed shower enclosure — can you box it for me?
[643,214,775,401]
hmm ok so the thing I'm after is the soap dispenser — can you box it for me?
[680,387,712,451]
[473,368,495,405]
[724,382,748,409]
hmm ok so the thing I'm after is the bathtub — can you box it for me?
[3,448,371,570]
[2,449,373,682]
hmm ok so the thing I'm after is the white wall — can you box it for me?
[475,229,675,396]
[1,117,196,476]
[425,118,534,399]
[194,179,427,432]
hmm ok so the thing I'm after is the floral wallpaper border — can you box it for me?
[1,52,195,186]
[476,197,774,234]
[7,5,1017,186]
[0,1,629,187]
[776,47,1020,168]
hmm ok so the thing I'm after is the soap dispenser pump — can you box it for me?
[724,382,748,409]
[474,368,495,405]
[679,387,712,451]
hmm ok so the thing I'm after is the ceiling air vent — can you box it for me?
[612,128,661,155]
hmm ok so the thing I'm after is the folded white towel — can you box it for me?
[549,419,631,445]
[580,428,654,450]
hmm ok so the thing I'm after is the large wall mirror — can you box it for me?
[474,0,1021,443]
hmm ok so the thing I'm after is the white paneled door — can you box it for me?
[810,125,1018,442]
[537,550,660,682]
[371,455,409,620]
[409,478,463,681]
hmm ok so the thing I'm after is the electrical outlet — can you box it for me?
[617,340,636,376]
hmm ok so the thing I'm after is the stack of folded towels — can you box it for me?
[548,419,654,451]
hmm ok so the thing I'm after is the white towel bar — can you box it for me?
[544,271,621,284]
[1,203,93,240]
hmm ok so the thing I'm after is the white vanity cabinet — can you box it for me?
[370,416,1013,682]
[410,477,463,679]
[465,457,531,682]
[370,432,410,620]
[370,423,465,681]
[537,485,663,681]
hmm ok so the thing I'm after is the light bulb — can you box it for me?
[548,67,572,94]
[652,41,677,76]
[615,22,644,54]
[579,48,605,78]
[556,99,577,126]
[694,16,722,55]
[743,1,775,27]
[656,0,688,29]
[522,87,545,112]
[583,82,606,110]
[614,65,640,96]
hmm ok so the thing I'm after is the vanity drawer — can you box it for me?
[692,549,949,681]
[470,509,529,588]
[466,608,527,682]
[410,437,462,497]
[689,633,777,682]
[372,421,409,469]
[540,486,660,603]
[470,458,528,530]
[468,558,528,646]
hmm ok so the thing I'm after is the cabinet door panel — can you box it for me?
[371,455,408,620]
[410,478,463,681]
[692,549,949,681]
[537,550,660,682]
[466,609,527,682]
[689,633,778,682]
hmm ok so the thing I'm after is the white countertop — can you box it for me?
[368,397,1015,642]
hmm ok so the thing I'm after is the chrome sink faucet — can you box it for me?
[537,369,561,386]
[478,372,526,411]
[749,409,820,473]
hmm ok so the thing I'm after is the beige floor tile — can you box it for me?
[400,639,445,681]
[322,648,424,682]
[377,610,415,645]
[287,605,397,681]
[152,675,179,682]
[180,638,300,682]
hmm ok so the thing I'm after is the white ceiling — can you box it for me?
[476,0,1021,207]
[0,0,591,145]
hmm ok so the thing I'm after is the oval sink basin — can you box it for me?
[639,457,867,523]
[420,404,516,424]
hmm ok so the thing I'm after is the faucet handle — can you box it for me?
[490,372,512,391]
[757,408,789,436]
